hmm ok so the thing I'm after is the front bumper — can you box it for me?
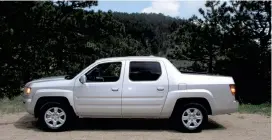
[23,97,34,115]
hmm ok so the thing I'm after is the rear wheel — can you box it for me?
[38,102,74,131]
[171,103,208,132]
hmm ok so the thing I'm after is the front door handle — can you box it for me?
[111,88,119,91]
[157,87,164,91]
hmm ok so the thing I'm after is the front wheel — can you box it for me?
[171,103,208,132]
[38,102,73,131]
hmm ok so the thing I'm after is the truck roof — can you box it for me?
[96,56,167,62]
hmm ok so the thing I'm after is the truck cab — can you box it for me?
[74,57,169,118]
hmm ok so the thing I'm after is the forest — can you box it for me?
[0,1,270,104]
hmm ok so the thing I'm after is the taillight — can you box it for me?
[229,84,236,96]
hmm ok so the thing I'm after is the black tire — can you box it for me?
[38,102,75,131]
[171,103,208,133]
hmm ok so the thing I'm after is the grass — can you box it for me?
[238,103,271,116]
[0,96,271,116]
[0,96,25,114]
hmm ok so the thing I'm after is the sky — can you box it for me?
[91,0,207,19]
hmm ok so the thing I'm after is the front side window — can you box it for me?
[129,61,162,81]
[85,62,122,82]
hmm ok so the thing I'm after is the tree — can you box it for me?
[0,1,270,104]
[169,1,271,103]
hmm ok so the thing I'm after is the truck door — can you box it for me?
[121,60,169,118]
[73,61,124,117]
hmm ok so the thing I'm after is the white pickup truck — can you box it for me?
[23,56,238,132]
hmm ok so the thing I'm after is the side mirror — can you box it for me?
[79,75,87,84]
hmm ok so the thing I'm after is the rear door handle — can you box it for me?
[157,87,164,91]
[111,88,119,91]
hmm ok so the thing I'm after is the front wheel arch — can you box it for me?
[34,96,76,118]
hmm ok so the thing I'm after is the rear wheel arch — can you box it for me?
[171,97,212,118]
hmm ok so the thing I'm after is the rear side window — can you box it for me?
[129,61,162,81]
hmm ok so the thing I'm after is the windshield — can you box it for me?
[64,73,78,80]
[64,65,90,80]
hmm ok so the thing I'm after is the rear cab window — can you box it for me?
[129,61,162,81]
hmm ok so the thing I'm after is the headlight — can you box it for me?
[24,87,31,95]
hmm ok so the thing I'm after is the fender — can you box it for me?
[160,89,216,118]
[31,89,76,113]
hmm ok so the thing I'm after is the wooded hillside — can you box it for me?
[0,1,270,104]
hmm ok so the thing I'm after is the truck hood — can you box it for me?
[180,73,234,85]
[25,76,66,86]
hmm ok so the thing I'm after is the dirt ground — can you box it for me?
[0,112,270,140]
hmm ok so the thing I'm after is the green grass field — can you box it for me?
[238,103,271,116]
[0,96,271,116]
[0,96,25,114]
